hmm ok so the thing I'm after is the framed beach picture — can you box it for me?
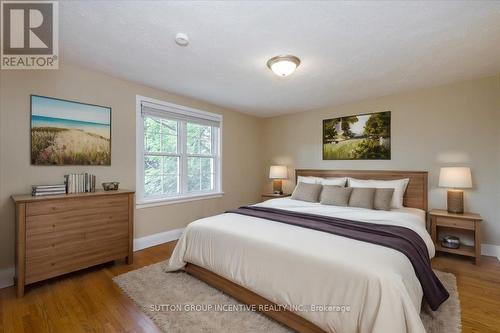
[31,95,111,165]
[322,111,391,160]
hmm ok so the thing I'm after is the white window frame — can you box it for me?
[136,95,223,208]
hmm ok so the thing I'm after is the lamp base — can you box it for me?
[272,180,283,195]
[447,190,464,214]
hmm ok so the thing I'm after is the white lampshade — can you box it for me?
[269,165,288,179]
[439,167,472,188]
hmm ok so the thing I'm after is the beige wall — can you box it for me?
[262,76,500,246]
[0,64,263,270]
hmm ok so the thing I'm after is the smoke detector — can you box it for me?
[175,33,189,46]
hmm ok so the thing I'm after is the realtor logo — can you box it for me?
[1,1,58,69]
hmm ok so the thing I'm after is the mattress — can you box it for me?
[166,198,434,333]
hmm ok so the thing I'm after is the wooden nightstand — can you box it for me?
[429,209,482,264]
[261,193,291,201]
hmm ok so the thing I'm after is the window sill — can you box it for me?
[136,192,224,209]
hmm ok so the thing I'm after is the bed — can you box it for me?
[166,170,434,333]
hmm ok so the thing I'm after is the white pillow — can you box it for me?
[320,177,347,186]
[347,177,409,209]
[297,176,323,184]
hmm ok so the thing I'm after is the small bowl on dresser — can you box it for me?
[102,182,119,191]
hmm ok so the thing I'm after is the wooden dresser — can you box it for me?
[12,190,134,297]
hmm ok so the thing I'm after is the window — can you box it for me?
[136,96,222,206]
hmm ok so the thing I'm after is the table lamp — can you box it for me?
[438,167,472,214]
[269,165,288,194]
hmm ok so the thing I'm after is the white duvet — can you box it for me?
[166,198,434,333]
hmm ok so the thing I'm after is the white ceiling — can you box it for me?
[60,1,500,117]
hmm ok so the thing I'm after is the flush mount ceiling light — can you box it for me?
[267,55,301,77]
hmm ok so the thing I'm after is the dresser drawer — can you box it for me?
[26,194,128,216]
[26,206,129,236]
[435,217,475,230]
[26,219,129,259]
[26,236,128,284]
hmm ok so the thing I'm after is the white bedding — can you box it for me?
[166,198,434,333]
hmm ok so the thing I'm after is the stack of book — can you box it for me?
[32,184,66,196]
[65,173,97,194]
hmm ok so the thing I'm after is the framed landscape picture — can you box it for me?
[31,95,111,165]
[322,111,391,160]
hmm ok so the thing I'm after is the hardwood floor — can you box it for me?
[432,254,500,333]
[0,242,176,333]
[1,241,499,333]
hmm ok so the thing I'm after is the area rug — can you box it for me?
[113,261,461,333]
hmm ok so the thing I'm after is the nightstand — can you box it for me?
[429,209,482,264]
[261,193,291,201]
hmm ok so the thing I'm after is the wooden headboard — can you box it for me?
[295,169,428,211]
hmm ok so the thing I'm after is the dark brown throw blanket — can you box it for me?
[227,206,449,311]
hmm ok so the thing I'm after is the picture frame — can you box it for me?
[322,111,391,160]
[30,95,112,165]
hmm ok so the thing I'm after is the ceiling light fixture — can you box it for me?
[266,55,300,77]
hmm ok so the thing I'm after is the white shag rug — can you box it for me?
[113,261,461,333]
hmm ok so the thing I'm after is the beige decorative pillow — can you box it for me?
[348,188,376,209]
[320,186,352,206]
[348,178,409,209]
[374,188,395,211]
[291,182,322,202]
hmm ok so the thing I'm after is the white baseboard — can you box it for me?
[133,228,184,252]
[0,267,15,289]
[481,243,500,260]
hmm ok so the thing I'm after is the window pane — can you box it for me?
[163,174,178,194]
[162,156,178,174]
[200,157,214,191]
[187,157,200,192]
[161,133,177,154]
[161,119,178,153]
[162,156,179,195]
[160,119,177,136]
[187,157,214,192]
[144,156,162,196]
[187,123,211,155]
[144,117,161,132]
[145,130,161,152]
[144,117,177,153]
[144,155,179,197]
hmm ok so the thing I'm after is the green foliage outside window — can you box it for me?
[144,117,215,197]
